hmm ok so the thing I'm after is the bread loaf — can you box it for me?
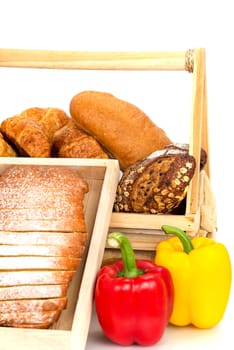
[114,145,196,214]
[70,91,172,170]
[52,119,109,159]
[0,165,89,328]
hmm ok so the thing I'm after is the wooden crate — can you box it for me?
[0,47,216,341]
[0,157,120,350]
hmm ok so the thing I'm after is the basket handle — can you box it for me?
[0,48,191,71]
[186,48,209,215]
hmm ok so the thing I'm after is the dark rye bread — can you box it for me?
[114,145,196,214]
[163,143,207,170]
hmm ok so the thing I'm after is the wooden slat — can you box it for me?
[0,48,187,71]
[186,48,206,214]
[110,211,200,232]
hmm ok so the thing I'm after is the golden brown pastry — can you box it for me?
[0,132,17,157]
[70,90,172,170]
[20,107,70,141]
[1,116,51,157]
[114,145,196,214]
[52,119,109,159]
[0,165,89,328]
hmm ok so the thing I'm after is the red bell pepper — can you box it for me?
[94,232,174,346]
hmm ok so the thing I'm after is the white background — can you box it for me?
[0,1,233,349]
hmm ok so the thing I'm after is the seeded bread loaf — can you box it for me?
[0,165,89,329]
[114,145,196,214]
[70,90,172,170]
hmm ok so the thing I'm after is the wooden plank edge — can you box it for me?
[70,159,120,350]
[0,48,188,70]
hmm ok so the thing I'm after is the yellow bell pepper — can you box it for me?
[155,225,232,329]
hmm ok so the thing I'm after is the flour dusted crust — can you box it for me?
[114,145,196,214]
[0,165,89,328]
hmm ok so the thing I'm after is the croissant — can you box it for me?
[1,116,51,157]
[0,132,17,157]
[20,107,70,141]
[0,107,70,157]
[52,119,109,159]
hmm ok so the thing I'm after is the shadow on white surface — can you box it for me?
[87,289,234,350]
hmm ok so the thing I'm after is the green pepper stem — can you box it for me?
[161,225,194,254]
[108,232,144,278]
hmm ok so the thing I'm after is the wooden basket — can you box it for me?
[0,48,216,344]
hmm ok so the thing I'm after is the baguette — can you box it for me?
[70,91,172,170]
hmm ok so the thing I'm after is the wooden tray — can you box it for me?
[0,157,120,350]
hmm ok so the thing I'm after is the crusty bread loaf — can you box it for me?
[114,145,196,214]
[0,165,89,329]
[52,119,109,159]
[70,91,172,170]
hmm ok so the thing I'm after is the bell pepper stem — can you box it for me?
[161,225,194,254]
[108,232,145,278]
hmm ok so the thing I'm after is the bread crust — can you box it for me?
[1,116,51,157]
[20,107,70,141]
[70,91,172,170]
[0,132,17,156]
[52,119,109,159]
[114,145,196,214]
[0,165,89,328]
